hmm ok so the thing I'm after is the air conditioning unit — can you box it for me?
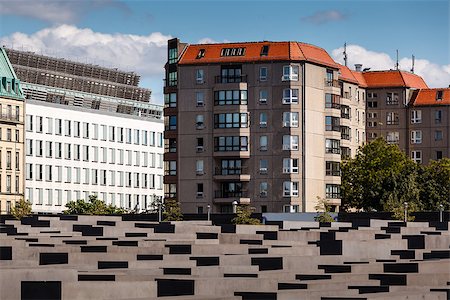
[196,101,204,107]
[260,121,267,127]
[282,167,290,173]
[259,168,268,174]
[260,191,268,197]
[259,98,267,104]
[196,170,204,176]
[196,123,205,129]
[196,192,204,198]
[196,146,204,152]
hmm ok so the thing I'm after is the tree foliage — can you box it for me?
[314,197,335,223]
[163,198,183,221]
[419,158,450,211]
[341,138,421,212]
[232,205,260,225]
[11,199,32,220]
[63,195,126,215]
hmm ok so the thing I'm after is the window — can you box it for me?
[436,151,443,160]
[325,116,340,131]
[101,170,107,186]
[325,69,334,86]
[326,161,340,176]
[368,101,378,108]
[82,122,89,138]
[214,113,248,128]
[134,129,140,145]
[214,136,248,151]
[196,69,204,84]
[74,167,81,184]
[260,135,268,151]
[386,92,399,105]
[26,163,33,180]
[411,130,422,144]
[411,151,422,164]
[74,144,80,160]
[142,130,148,146]
[168,47,178,64]
[214,90,248,105]
[283,158,299,173]
[196,160,204,175]
[325,139,340,154]
[260,182,268,197]
[259,90,268,104]
[220,48,245,57]
[196,115,205,129]
[259,67,268,81]
[26,139,33,156]
[126,150,132,165]
[386,112,399,125]
[100,125,107,141]
[282,135,299,151]
[219,159,242,175]
[196,138,204,153]
[15,129,19,142]
[100,147,107,163]
[282,65,299,81]
[74,121,80,137]
[283,181,299,197]
[259,159,268,174]
[411,110,422,124]
[65,167,72,183]
[118,171,123,187]
[45,141,53,158]
[196,92,204,107]
[126,172,132,187]
[6,128,11,141]
[435,130,443,141]
[64,120,71,136]
[386,132,400,144]
[26,115,33,131]
[326,184,340,199]
[45,189,52,205]
[436,90,443,101]
[109,126,115,142]
[168,71,177,86]
[259,112,267,127]
[283,112,299,127]
[36,140,43,157]
[46,117,53,134]
[166,116,177,130]
[6,151,11,170]
[341,126,351,140]
[55,142,62,159]
[325,93,340,109]
[83,145,89,161]
[64,143,71,159]
[368,92,378,98]
[36,116,43,133]
[435,110,442,124]
[164,92,177,108]
[109,148,115,164]
[282,89,299,104]
[118,127,124,142]
[36,164,43,181]
[196,183,204,198]
[92,169,98,185]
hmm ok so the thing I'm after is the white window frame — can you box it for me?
[196,69,204,84]
[282,135,299,151]
[411,130,422,144]
[283,158,299,174]
[411,110,422,124]
[411,150,422,164]
[282,112,299,127]
[283,181,299,197]
[196,160,204,175]
[282,88,299,104]
[282,65,299,81]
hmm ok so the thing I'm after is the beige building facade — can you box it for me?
[0,48,25,214]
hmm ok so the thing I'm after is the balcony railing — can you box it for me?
[325,79,340,88]
[0,113,21,123]
[215,166,248,176]
[215,75,247,84]
[214,190,248,198]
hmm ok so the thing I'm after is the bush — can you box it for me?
[314,197,335,223]
[11,199,32,220]
[163,198,183,221]
[63,195,126,215]
[232,205,260,225]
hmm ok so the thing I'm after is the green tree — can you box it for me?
[11,199,32,220]
[314,197,335,223]
[63,195,126,215]
[232,205,260,225]
[341,138,421,212]
[419,158,450,211]
[163,198,183,221]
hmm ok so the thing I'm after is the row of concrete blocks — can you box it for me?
[0,215,449,299]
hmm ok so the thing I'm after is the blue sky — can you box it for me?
[1,0,449,103]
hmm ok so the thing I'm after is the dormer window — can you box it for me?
[196,49,206,59]
[436,90,443,101]
[220,47,246,57]
[260,45,269,56]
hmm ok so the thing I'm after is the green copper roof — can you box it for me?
[0,47,24,100]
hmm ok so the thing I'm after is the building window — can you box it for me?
[215,113,247,129]
[6,151,11,170]
[283,158,299,173]
[168,72,177,86]
[435,130,443,141]
[325,94,340,109]
[134,129,140,145]
[325,69,334,86]
[326,161,340,176]
[411,130,422,144]
[6,128,11,141]
[325,139,340,154]
[260,135,268,151]
[282,88,299,104]
[219,159,242,175]
[196,183,203,198]
[259,90,268,104]
[259,67,268,81]
[436,151,443,160]
[411,110,422,124]
[164,92,177,108]
[196,160,204,175]
[64,120,71,136]
[168,47,178,64]
[283,112,299,127]
[259,159,268,174]
[386,112,399,125]
[118,127,123,142]
[45,141,53,158]
[260,182,268,197]
[74,121,80,137]
[65,167,72,183]
[196,115,205,129]
[196,69,204,84]
[165,183,177,198]
[386,92,399,105]
[219,65,243,83]
[283,181,299,197]
[196,92,204,107]
[326,184,340,199]
[282,65,299,81]
[55,166,62,182]
[259,112,267,128]
[36,164,43,181]
[214,90,248,105]
[435,110,442,124]
[166,116,177,130]
[26,163,33,180]
[26,139,33,156]
[386,132,400,144]
[367,101,378,108]
[166,161,176,176]
[411,151,422,164]
[214,136,248,151]
[341,126,351,140]
[282,135,299,151]
[26,115,33,131]
[325,116,340,131]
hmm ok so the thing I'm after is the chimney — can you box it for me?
[354,64,362,72]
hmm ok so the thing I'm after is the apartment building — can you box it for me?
[4,47,164,213]
[0,48,25,214]
[163,39,366,213]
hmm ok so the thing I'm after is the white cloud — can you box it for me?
[196,38,231,44]
[332,44,450,88]
[302,10,348,25]
[0,0,129,24]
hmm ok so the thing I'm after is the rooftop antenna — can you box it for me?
[395,49,399,70]
[410,55,415,73]
[343,42,348,67]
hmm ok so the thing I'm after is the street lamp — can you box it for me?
[232,200,238,214]
[403,202,408,222]
[439,204,444,223]
[207,204,211,222]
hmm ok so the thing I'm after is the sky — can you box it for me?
[0,0,449,104]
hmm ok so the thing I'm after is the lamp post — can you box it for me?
[158,196,162,223]
[207,204,211,222]
[232,200,238,214]
[404,202,408,223]
[439,204,444,223]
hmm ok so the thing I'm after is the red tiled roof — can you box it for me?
[362,70,428,89]
[351,71,368,88]
[337,64,358,84]
[178,41,338,68]
[410,88,450,106]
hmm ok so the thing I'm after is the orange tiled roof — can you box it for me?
[362,70,428,89]
[410,88,450,106]
[337,64,358,84]
[178,41,339,68]
[350,71,368,88]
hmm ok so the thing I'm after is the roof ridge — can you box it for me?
[398,70,407,87]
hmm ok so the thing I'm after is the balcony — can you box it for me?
[215,75,247,84]
[214,190,250,204]
[214,166,250,181]
[324,79,340,88]
[0,113,22,124]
